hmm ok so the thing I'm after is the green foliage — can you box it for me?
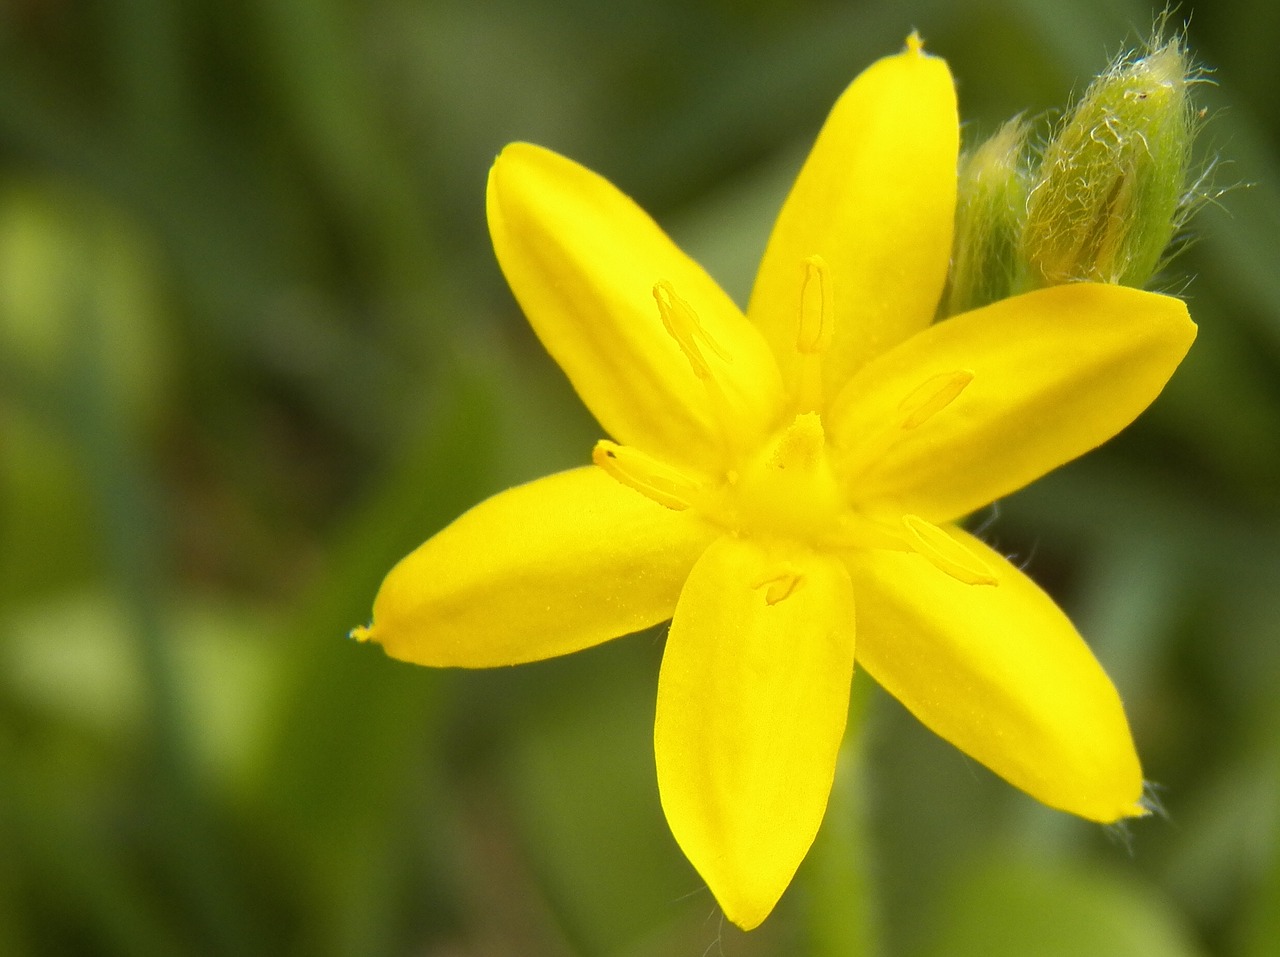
[922,851,1201,957]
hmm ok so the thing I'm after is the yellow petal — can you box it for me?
[487,143,785,472]
[655,536,857,929]
[747,40,958,399]
[847,529,1145,821]
[358,467,714,667]
[830,284,1196,523]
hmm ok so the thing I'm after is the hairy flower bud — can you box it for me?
[946,118,1031,316]
[1021,38,1198,288]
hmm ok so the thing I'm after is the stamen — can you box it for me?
[654,280,728,380]
[797,255,834,354]
[837,369,975,487]
[825,509,913,552]
[898,369,975,429]
[902,515,998,586]
[795,255,834,413]
[653,279,747,460]
[592,440,700,511]
[752,567,802,605]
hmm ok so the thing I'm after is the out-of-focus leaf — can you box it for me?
[0,179,170,432]
[922,852,1205,957]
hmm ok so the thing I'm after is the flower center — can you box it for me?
[723,411,844,542]
[589,255,999,588]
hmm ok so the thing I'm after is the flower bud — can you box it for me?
[1021,38,1197,288]
[946,118,1030,316]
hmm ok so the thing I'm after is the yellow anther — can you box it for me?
[797,255,835,355]
[837,370,976,487]
[752,568,802,605]
[592,440,700,511]
[654,280,727,380]
[794,255,835,413]
[826,510,912,552]
[898,369,975,429]
[905,31,924,56]
[902,515,998,586]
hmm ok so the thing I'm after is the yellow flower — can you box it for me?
[354,37,1195,929]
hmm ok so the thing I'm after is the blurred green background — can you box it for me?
[2,0,1278,954]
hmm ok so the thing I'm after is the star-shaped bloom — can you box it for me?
[354,37,1195,929]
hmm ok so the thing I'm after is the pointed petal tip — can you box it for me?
[721,894,774,932]
[686,854,790,931]
[1126,800,1153,820]
[491,139,535,165]
[487,142,553,212]
[486,142,531,203]
[1073,779,1149,824]
[1094,775,1155,824]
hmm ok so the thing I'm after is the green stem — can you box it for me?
[804,673,880,957]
